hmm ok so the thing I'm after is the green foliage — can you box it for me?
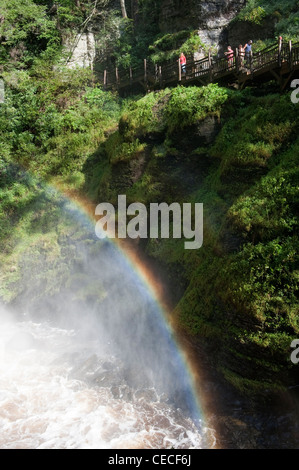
[227,153,299,242]
[210,93,298,177]
[105,131,146,164]
[95,1,161,69]
[236,0,299,40]
[0,0,60,68]
[96,15,136,69]
[218,236,299,379]
[149,30,206,64]
[55,0,85,28]
[0,66,120,176]
[119,89,170,141]
[118,84,229,145]
[0,157,102,303]
[237,0,267,25]
[130,0,162,64]
[165,85,229,134]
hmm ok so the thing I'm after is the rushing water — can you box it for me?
[0,211,216,449]
[0,315,215,449]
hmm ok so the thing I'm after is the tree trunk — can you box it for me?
[120,0,127,18]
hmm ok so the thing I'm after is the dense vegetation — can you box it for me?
[0,0,298,398]
[83,85,298,396]
[236,0,299,40]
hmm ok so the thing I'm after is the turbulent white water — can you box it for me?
[0,194,217,450]
[0,315,214,449]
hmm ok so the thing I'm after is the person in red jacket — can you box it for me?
[225,46,234,68]
[180,52,186,73]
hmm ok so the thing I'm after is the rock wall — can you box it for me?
[226,18,276,49]
[64,1,274,68]
[159,0,247,53]
[65,30,96,70]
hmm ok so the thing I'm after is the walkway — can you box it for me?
[101,40,299,93]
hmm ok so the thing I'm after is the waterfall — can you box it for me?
[0,194,215,450]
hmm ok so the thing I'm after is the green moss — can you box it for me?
[102,87,299,395]
[164,85,229,135]
[105,131,146,164]
[219,367,284,396]
[235,0,299,40]
[210,94,298,175]
[236,1,267,25]
[149,30,208,64]
[119,89,171,141]
[0,0,298,398]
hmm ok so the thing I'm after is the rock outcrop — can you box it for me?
[65,30,96,69]
[65,1,249,68]
[159,0,247,52]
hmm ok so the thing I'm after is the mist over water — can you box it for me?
[0,199,215,449]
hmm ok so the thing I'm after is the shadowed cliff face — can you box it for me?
[158,0,246,51]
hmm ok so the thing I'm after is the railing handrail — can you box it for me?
[101,40,299,90]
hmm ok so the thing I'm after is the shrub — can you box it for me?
[165,84,229,134]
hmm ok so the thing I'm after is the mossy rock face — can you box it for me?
[83,86,299,399]
[169,115,222,151]
[1,75,298,400]
[109,147,150,195]
[227,18,276,48]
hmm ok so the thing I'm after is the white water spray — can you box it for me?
[0,200,216,449]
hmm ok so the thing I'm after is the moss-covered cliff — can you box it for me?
[0,0,298,404]
[80,84,299,398]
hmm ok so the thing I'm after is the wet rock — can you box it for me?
[226,18,276,51]
[110,385,133,401]
[159,0,247,52]
[169,115,222,151]
[93,370,121,387]
[64,30,96,69]
[71,354,100,378]
[134,388,159,403]
[215,415,259,449]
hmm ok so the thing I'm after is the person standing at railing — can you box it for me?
[244,40,253,67]
[225,46,234,68]
[180,52,187,74]
[238,44,245,68]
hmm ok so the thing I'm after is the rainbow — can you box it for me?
[53,184,214,440]
[4,166,217,447]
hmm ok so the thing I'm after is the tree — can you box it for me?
[120,0,127,18]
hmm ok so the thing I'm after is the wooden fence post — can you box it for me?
[129,66,133,86]
[278,36,282,67]
[178,59,182,82]
[159,66,162,88]
[289,40,293,70]
[144,59,147,87]
[208,49,212,82]
[115,67,119,87]
[104,70,107,90]
[236,48,239,73]
[249,50,253,73]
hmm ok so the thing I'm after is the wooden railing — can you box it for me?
[250,43,279,72]
[290,41,299,68]
[101,39,299,92]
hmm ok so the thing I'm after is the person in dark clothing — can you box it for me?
[244,40,253,67]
